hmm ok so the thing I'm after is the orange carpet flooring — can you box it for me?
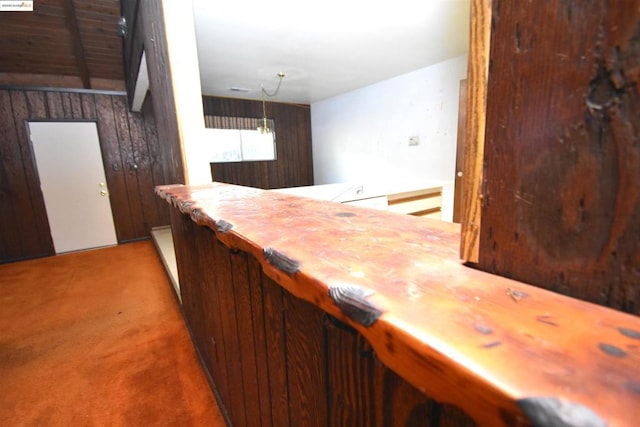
[0,241,226,426]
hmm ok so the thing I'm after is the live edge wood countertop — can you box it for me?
[156,182,640,427]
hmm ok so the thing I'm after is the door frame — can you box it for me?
[27,119,118,253]
[453,79,468,223]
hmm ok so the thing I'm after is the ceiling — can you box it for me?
[0,0,470,105]
[193,0,470,104]
[0,0,124,89]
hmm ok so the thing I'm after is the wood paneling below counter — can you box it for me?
[158,182,640,427]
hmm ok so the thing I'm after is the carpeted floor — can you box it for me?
[0,241,226,426]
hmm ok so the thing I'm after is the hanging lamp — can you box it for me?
[257,72,286,134]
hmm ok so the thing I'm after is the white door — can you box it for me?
[29,121,118,254]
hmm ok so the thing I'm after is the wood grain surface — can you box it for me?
[0,0,124,86]
[0,88,167,263]
[159,182,640,427]
[479,0,640,314]
[460,0,490,262]
[169,198,476,426]
[139,0,185,186]
[203,96,314,189]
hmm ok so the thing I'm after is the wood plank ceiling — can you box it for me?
[0,0,124,90]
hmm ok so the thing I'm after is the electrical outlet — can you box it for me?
[408,136,420,146]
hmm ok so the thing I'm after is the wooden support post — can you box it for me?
[139,0,211,185]
[460,0,491,263]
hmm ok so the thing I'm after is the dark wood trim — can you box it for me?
[0,85,126,96]
[24,118,96,124]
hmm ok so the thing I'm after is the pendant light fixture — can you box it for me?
[258,72,286,134]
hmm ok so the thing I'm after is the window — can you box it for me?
[205,116,276,163]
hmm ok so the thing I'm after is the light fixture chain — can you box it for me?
[258,72,285,135]
[261,72,285,98]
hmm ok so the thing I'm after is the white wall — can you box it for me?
[311,54,467,220]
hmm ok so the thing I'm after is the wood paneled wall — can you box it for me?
[0,89,168,263]
[477,1,640,313]
[203,96,314,189]
[170,208,475,427]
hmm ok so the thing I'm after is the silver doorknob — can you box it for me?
[100,190,108,196]
[457,171,463,177]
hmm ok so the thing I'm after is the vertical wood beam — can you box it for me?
[460,0,491,262]
[139,0,210,186]
[162,0,211,185]
[475,0,640,313]
[62,0,91,89]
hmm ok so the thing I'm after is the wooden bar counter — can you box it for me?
[156,182,640,427]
